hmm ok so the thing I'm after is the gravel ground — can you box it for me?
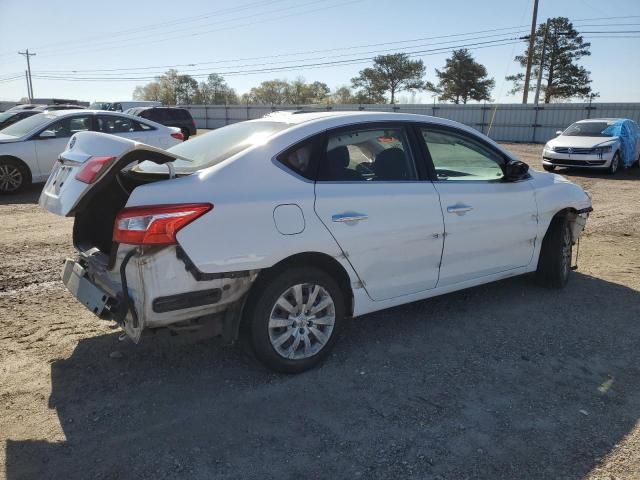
[1,143,640,480]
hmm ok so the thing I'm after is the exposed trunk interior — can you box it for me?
[73,170,170,257]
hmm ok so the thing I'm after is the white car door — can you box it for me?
[417,126,538,287]
[34,114,93,177]
[95,114,150,144]
[314,124,445,301]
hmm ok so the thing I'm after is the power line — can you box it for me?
[30,38,523,82]
[31,32,529,78]
[0,0,288,58]
[27,26,532,76]
[18,0,360,60]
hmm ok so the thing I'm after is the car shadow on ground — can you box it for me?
[5,272,640,479]
[0,183,43,205]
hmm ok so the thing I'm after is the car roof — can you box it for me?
[260,110,478,131]
[576,118,627,123]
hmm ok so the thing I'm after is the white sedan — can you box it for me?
[40,111,592,373]
[542,118,640,174]
[0,109,183,193]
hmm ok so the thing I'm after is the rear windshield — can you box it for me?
[0,113,56,137]
[563,121,615,137]
[137,121,291,172]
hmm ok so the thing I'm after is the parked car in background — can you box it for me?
[39,111,592,373]
[543,118,640,174]
[0,110,183,193]
[0,110,41,130]
[90,101,162,112]
[126,107,197,140]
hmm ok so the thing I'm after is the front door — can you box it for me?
[314,124,445,301]
[34,114,93,176]
[417,126,538,287]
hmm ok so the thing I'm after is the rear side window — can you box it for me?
[276,137,322,180]
[318,127,417,182]
[135,121,154,131]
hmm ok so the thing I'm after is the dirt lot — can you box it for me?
[1,143,640,480]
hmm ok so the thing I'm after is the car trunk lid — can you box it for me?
[39,131,192,217]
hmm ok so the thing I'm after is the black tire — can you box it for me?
[608,151,621,175]
[0,157,30,195]
[535,214,572,288]
[543,164,556,172]
[245,266,344,373]
[180,128,190,141]
[632,154,640,169]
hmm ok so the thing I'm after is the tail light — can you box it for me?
[75,156,116,184]
[113,203,212,246]
[171,132,184,141]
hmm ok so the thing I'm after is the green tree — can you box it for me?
[351,54,425,104]
[248,79,291,104]
[426,49,494,104]
[331,86,354,104]
[195,74,238,104]
[506,17,592,103]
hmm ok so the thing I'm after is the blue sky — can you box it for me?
[0,0,638,103]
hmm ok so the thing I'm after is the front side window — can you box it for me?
[421,128,504,181]
[318,127,417,182]
[42,115,92,138]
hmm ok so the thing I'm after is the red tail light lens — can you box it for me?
[75,156,116,184]
[113,203,212,246]
[171,132,184,141]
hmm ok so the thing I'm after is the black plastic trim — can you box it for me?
[152,288,222,313]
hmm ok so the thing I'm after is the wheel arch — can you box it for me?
[244,251,355,319]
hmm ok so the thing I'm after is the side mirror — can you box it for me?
[504,160,529,181]
[39,130,56,139]
[555,130,563,136]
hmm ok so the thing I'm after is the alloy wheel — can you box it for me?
[0,164,23,192]
[268,283,336,360]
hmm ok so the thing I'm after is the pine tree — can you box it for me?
[426,49,494,104]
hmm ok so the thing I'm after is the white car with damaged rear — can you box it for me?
[0,109,184,194]
[39,111,592,373]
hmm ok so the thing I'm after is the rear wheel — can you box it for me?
[246,267,344,373]
[180,128,190,141]
[536,215,572,288]
[543,164,556,172]
[0,157,30,194]
[608,152,621,175]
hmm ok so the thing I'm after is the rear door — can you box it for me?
[95,114,150,144]
[417,125,538,287]
[33,114,93,176]
[314,123,444,301]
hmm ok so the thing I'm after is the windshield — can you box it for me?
[137,120,291,172]
[563,121,614,137]
[0,112,16,123]
[0,113,55,138]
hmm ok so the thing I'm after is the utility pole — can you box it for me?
[24,71,32,100]
[18,49,36,101]
[522,0,539,104]
[534,18,551,105]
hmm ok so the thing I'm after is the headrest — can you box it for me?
[326,146,350,169]
[374,148,408,180]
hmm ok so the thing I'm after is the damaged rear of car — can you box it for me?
[39,131,266,343]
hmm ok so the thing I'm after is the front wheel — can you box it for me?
[608,152,621,175]
[536,215,572,288]
[543,164,556,172]
[246,267,344,373]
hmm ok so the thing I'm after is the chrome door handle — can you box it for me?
[447,204,473,215]
[332,213,368,223]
